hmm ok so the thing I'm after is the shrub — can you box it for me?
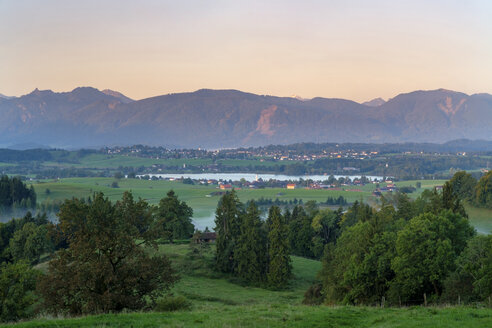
[302,283,324,305]
[154,295,192,312]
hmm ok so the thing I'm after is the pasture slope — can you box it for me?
[2,244,492,328]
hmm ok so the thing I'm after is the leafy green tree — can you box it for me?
[8,222,51,264]
[0,212,51,264]
[442,182,468,218]
[214,191,243,273]
[267,206,291,289]
[442,235,492,303]
[340,201,373,229]
[390,210,474,302]
[414,185,467,218]
[156,190,194,242]
[321,205,397,304]
[475,171,492,208]
[448,171,477,201]
[0,261,40,322]
[38,192,177,315]
[235,201,267,283]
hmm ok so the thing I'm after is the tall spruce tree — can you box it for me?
[214,191,243,273]
[288,206,315,258]
[267,206,292,289]
[235,201,267,283]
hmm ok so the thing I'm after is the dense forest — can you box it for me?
[0,175,36,212]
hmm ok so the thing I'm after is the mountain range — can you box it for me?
[1,87,491,149]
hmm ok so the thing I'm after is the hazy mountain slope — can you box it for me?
[369,89,492,143]
[0,87,490,148]
[101,89,134,103]
[0,93,14,100]
[362,97,386,107]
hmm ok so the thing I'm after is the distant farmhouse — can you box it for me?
[219,184,232,190]
[193,232,217,244]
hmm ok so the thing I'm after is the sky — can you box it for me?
[1,0,491,102]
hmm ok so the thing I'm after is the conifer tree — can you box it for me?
[235,201,267,283]
[214,191,243,273]
[156,190,194,242]
[267,205,292,289]
[288,206,315,258]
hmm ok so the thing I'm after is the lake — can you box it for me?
[139,172,385,182]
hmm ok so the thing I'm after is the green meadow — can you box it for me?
[1,153,292,171]
[4,243,492,328]
[5,305,492,328]
[31,177,376,228]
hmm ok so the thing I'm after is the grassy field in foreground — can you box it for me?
[5,243,492,328]
[4,305,492,328]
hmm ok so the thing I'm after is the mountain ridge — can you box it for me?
[0,87,491,148]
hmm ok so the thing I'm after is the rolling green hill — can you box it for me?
[3,243,491,328]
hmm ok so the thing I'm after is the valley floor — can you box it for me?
[26,177,492,233]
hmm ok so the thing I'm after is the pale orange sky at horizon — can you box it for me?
[1,0,491,102]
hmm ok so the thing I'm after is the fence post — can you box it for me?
[381,296,385,308]
[424,293,427,307]
[458,295,460,306]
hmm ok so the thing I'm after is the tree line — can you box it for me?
[214,191,292,289]
[302,174,492,306]
[252,196,347,208]
[447,170,492,208]
[0,175,36,212]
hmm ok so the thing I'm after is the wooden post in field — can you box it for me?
[458,295,460,306]
[423,293,427,307]
[399,296,402,307]
[381,296,385,308]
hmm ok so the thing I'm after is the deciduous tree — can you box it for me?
[38,192,177,315]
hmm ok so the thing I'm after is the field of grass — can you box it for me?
[30,178,376,229]
[43,153,215,169]
[465,205,492,234]
[4,243,492,328]
[0,153,297,172]
[5,305,492,327]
